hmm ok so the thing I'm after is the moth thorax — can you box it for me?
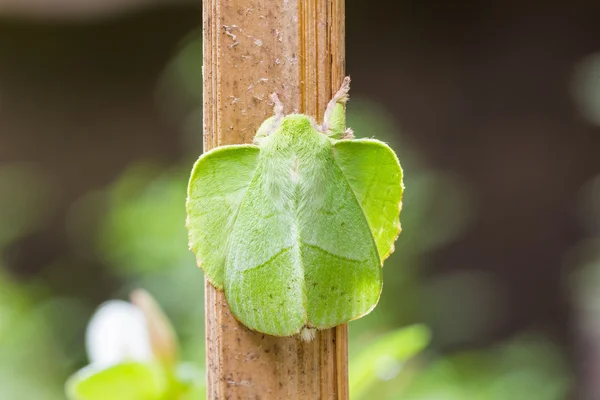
[291,159,300,183]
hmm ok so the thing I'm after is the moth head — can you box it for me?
[283,114,321,133]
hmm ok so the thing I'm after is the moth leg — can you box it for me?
[254,93,285,142]
[322,76,353,139]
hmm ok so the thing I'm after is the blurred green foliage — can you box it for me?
[64,294,206,400]
[67,362,170,400]
[0,271,73,400]
[400,335,570,400]
[349,324,430,399]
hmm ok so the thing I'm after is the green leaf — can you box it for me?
[349,324,430,399]
[65,362,168,400]
[186,79,403,337]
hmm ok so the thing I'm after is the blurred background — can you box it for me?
[1,1,600,399]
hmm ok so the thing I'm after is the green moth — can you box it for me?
[186,77,403,340]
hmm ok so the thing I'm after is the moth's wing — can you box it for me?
[186,145,260,289]
[299,147,383,329]
[224,161,307,336]
[223,136,399,335]
[332,139,403,261]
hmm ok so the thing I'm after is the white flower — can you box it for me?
[85,300,153,368]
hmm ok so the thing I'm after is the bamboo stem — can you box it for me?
[202,0,348,398]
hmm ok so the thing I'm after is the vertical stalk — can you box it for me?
[202,0,348,398]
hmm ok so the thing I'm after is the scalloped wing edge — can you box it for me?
[185,144,261,290]
[332,138,403,264]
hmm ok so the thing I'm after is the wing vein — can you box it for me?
[299,240,365,264]
[242,246,293,273]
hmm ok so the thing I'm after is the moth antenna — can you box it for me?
[332,76,351,104]
[270,92,284,119]
[322,76,351,132]
[251,93,287,138]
